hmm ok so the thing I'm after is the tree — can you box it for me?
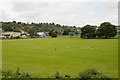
[63,28,71,35]
[69,32,74,37]
[96,22,117,39]
[13,21,16,23]
[51,31,58,38]
[81,25,96,39]
[28,27,37,38]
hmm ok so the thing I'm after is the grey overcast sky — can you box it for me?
[0,0,119,27]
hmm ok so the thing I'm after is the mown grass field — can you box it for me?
[2,37,118,78]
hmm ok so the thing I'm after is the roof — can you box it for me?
[37,32,45,35]
[2,32,21,35]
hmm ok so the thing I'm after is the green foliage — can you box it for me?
[2,69,109,79]
[69,32,74,37]
[1,21,78,36]
[28,27,37,38]
[48,71,71,79]
[54,71,62,79]
[2,70,13,78]
[81,22,117,39]
[48,30,53,36]
[63,28,72,35]
[96,22,117,39]
[78,69,109,80]
[13,36,21,39]
[81,25,96,39]
[2,68,31,79]
[2,22,20,32]
[2,21,118,39]
[51,31,58,38]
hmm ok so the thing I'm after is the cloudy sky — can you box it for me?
[0,0,119,27]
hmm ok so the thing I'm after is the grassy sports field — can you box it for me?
[2,37,118,78]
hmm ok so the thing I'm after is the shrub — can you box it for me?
[13,36,21,39]
[2,70,13,78]
[51,31,57,38]
[69,32,74,37]
[2,68,31,79]
[54,71,62,79]
[1,68,109,80]
[78,69,109,80]
[49,71,71,79]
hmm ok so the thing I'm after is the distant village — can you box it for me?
[0,29,47,39]
[0,21,81,39]
[0,21,119,39]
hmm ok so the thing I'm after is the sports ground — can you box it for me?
[2,37,118,78]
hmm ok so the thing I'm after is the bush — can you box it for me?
[2,68,31,79]
[54,71,62,79]
[69,32,74,37]
[48,71,71,79]
[2,70,13,78]
[1,68,109,80]
[13,36,21,39]
[78,69,109,80]
[51,31,57,38]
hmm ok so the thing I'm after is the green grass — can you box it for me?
[2,37,118,78]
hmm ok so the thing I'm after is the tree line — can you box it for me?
[1,21,119,38]
[1,21,79,37]
[81,22,118,39]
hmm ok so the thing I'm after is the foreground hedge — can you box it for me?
[1,68,112,80]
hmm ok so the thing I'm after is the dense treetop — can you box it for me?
[1,21,79,35]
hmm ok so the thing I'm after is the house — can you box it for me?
[37,32,46,38]
[0,35,6,39]
[2,32,21,38]
[2,32,28,38]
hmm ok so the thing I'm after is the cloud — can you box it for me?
[1,0,119,2]
[1,1,118,27]
[12,2,51,12]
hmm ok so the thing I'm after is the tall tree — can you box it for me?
[96,22,117,38]
[81,25,96,39]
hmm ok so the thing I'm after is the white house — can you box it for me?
[2,32,21,38]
